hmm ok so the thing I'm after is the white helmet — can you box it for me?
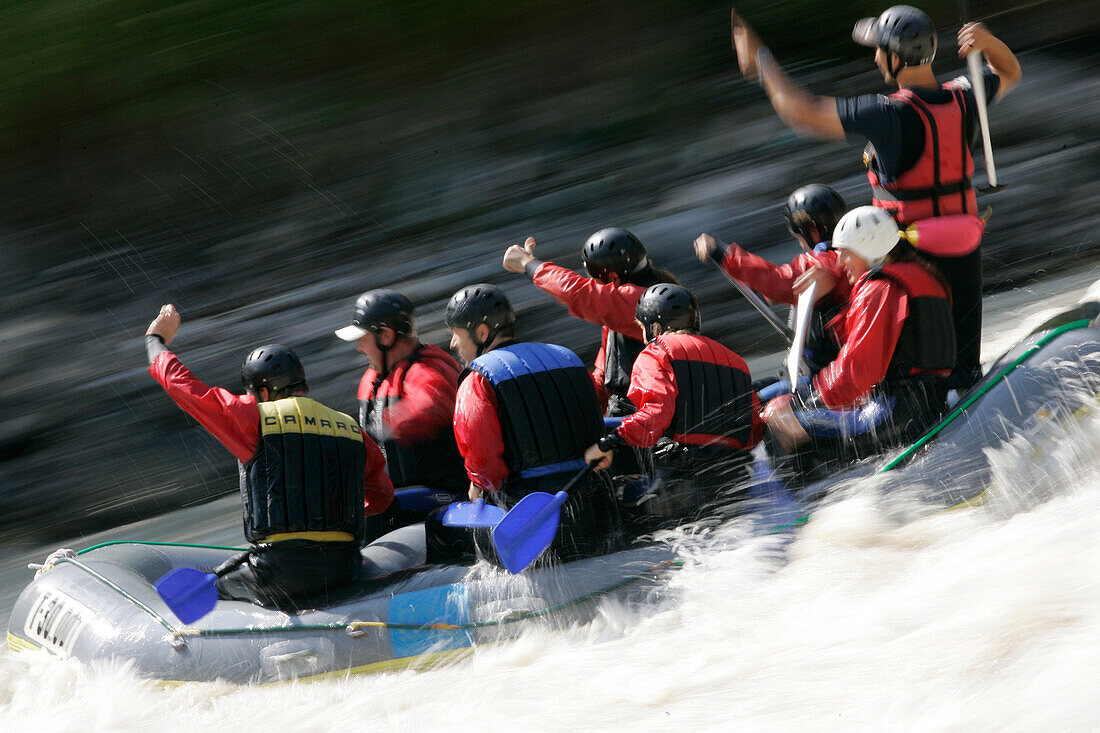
[832,206,901,267]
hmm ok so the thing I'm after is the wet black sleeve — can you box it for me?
[146,334,169,364]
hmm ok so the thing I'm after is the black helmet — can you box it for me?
[445,283,515,343]
[853,5,937,67]
[635,283,701,340]
[783,184,847,243]
[581,228,648,281]
[334,289,416,342]
[241,344,307,397]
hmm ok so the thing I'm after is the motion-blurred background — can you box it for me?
[0,1,1096,544]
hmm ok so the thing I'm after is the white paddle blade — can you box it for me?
[787,281,818,381]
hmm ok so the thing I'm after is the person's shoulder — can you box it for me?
[416,343,461,371]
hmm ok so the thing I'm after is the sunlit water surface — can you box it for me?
[2,269,1099,732]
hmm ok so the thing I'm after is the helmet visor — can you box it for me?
[852,17,879,47]
[334,324,368,341]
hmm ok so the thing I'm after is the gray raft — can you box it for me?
[8,304,1100,684]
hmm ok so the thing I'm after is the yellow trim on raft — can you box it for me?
[258,531,355,544]
[6,631,40,653]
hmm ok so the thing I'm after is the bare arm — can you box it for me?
[758,49,846,141]
[730,9,845,141]
[958,23,1021,98]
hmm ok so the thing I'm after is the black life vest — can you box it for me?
[651,334,757,452]
[865,83,976,226]
[867,262,956,381]
[241,397,366,545]
[469,342,604,482]
[603,328,645,409]
[359,345,466,492]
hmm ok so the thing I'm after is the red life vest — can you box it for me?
[866,83,976,226]
[651,334,759,452]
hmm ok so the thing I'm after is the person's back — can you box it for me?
[354,342,465,492]
[428,284,618,565]
[146,306,394,608]
[587,285,764,524]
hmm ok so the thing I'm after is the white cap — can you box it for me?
[334,324,368,341]
[832,206,901,267]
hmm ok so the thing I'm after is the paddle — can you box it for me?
[155,549,251,624]
[786,281,818,383]
[440,498,506,529]
[959,1,1005,192]
[491,461,598,574]
[711,248,793,344]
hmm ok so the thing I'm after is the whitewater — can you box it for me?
[2,267,1098,732]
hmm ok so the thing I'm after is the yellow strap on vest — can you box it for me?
[259,531,356,544]
[257,397,363,442]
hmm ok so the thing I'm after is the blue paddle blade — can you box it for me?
[155,567,219,624]
[440,498,506,529]
[491,490,569,574]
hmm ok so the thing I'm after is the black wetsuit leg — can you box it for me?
[216,541,361,610]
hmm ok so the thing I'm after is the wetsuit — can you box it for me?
[837,69,1001,388]
[147,339,393,608]
[600,333,763,523]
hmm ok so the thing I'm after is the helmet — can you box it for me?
[334,289,416,342]
[853,5,937,67]
[445,283,515,338]
[581,228,648,281]
[832,206,901,267]
[241,344,307,397]
[635,283,701,339]
[783,184,847,243]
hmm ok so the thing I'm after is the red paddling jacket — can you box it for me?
[814,261,955,409]
[357,343,466,493]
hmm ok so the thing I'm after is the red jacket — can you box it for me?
[616,334,763,451]
[357,343,461,447]
[813,261,951,409]
[149,351,394,515]
[718,243,850,306]
[531,261,647,409]
[453,369,508,492]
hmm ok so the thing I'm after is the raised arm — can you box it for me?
[731,9,845,141]
[958,22,1021,98]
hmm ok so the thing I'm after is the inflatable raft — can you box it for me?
[8,298,1100,684]
[6,476,800,684]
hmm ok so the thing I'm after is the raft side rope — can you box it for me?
[880,319,1092,472]
[76,540,247,555]
[765,319,1095,533]
[45,556,181,636]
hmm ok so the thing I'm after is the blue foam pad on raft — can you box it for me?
[388,583,474,658]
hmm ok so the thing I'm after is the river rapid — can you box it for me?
[1,267,1099,731]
